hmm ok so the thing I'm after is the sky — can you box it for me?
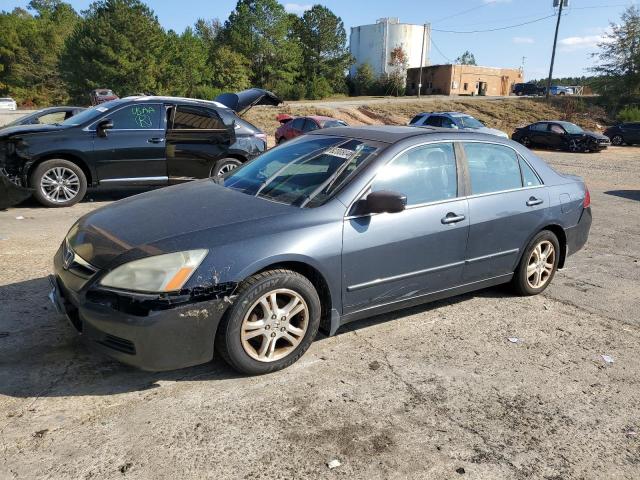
[3,0,637,80]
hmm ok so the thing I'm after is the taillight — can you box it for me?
[583,186,591,208]
[254,132,267,142]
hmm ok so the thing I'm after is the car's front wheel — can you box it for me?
[512,230,560,296]
[520,136,532,148]
[31,159,87,207]
[216,269,321,374]
[211,158,242,177]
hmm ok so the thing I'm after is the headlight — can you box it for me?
[100,249,208,293]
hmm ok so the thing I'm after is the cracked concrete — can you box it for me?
[0,147,639,479]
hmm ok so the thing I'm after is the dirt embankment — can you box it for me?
[245,97,611,142]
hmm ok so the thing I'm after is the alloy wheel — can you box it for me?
[611,135,624,146]
[40,167,80,203]
[240,288,309,362]
[217,163,238,176]
[522,137,531,147]
[526,240,555,289]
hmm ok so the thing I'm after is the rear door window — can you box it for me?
[409,114,425,125]
[463,143,523,195]
[424,115,442,127]
[530,123,548,132]
[371,143,457,206]
[440,117,456,128]
[291,118,306,130]
[302,119,319,132]
[107,104,162,130]
[172,106,225,130]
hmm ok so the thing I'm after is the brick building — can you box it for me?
[406,64,524,96]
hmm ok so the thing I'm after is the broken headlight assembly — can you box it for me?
[100,249,208,293]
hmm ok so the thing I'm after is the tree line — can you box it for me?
[0,0,355,106]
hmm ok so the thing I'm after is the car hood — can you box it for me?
[69,180,296,269]
[583,131,610,140]
[215,88,282,115]
[0,123,71,137]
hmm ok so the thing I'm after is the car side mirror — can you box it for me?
[96,119,113,137]
[357,190,407,215]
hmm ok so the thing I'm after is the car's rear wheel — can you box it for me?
[215,269,321,374]
[512,230,560,296]
[611,135,624,146]
[31,159,87,208]
[211,158,242,177]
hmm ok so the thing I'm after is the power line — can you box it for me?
[430,37,452,63]
[431,1,499,25]
[432,14,557,34]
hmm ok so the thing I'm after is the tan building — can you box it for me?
[406,64,524,96]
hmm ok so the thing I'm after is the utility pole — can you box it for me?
[546,0,566,99]
[417,23,427,98]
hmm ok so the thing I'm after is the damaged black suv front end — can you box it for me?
[50,235,237,371]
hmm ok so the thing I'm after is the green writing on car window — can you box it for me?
[131,105,155,128]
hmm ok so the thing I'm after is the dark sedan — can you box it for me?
[604,122,640,146]
[0,106,85,130]
[512,121,610,152]
[0,91,278,207]
[49,126,592,374]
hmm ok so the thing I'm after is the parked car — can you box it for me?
[49,126,591,374]
[603,122,640,146]
[1,106,85,130]
[549,86,573,96]
[409,111,509,138]
[90,89,119,105]
[275,115,348,143]
[0,90,280,207]
[512,121,610,152]
[513,83,545,96]
[0,97,17,111]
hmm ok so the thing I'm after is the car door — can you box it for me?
[166,104,233,182]
[287,118,306,139]
[628,123,640,143]
[547,123,568,148]
[342,142,469,313]
[461,141,547,283]
[528,122,549,146]
[302,118,320,134]
[91,103,167,185]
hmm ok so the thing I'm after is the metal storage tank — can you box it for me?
[349,18,431,78]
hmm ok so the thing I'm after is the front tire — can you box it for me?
[512,230,560,296]
[211,158,242,177]
[31,159,87,208]
[520,136,532,148]
[216,269,321,375]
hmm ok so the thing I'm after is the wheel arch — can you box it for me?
[28,153,94,187]
[536,224,567,269]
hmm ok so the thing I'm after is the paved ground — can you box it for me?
[0,147,639,479]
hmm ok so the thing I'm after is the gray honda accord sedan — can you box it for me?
[50,126,592,374]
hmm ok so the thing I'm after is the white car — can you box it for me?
[0,98,17,111]
[409,111,509,138]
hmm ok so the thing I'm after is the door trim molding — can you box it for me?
[100,176,168,183]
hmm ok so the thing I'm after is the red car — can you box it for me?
[275,114,348,144]
[90,89,119,106]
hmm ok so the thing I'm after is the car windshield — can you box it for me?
[223,135,380,207]
[558,122,583,134]
[457,116,485,129]
[61,101,118,126]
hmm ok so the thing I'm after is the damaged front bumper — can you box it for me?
[50,245,235,371]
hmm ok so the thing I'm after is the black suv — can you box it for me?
[0,90,279,207]
[513,83,545,96]
[603,122,640,146]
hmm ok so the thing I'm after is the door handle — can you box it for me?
[526,197,544,207]
[148,137,164,144]
[441,212,466,224]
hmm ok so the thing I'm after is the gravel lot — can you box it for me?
[1,146,639,479]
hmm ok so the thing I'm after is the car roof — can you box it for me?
[310,125,489,143]
[120,95,228,109]
[415,111,472,117]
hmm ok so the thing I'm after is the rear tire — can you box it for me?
[216,269,321,375]
[31,159,87,208]
[211,158,242,177]
[512,230,560,296]
[611,135,624,146]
